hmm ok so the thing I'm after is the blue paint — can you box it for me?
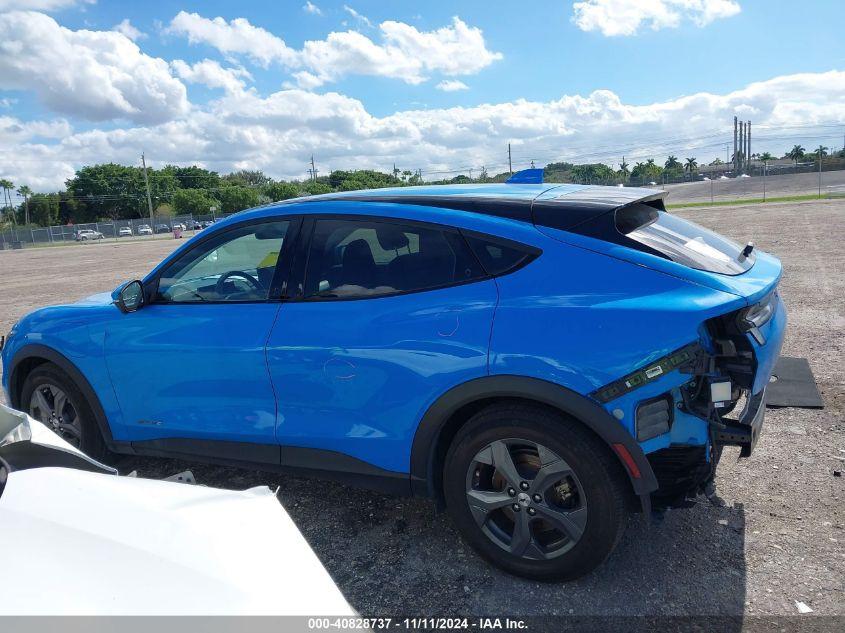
[1,184,787,477]
[506,168,545,184]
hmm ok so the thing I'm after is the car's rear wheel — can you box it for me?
[443,403,627,581]
[21,364,107,460]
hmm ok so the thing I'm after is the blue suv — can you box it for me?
[1,180,785,580]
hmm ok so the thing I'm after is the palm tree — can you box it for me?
[0,178,14,227]
[684,157,698,179]
[786,144,805,166]
[664,155,680,170]
[618,158,629,182]
[17,185,32,226]
[759,152,774,162]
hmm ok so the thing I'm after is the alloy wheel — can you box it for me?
[465,438,587,560]
[29,383,83,448]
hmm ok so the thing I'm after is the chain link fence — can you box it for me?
[0,213,233,250]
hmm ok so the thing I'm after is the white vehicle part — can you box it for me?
[0,404,116,474]
[0,405,354,615]
[0,468,354,615]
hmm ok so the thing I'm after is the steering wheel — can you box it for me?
[215,270,262,297]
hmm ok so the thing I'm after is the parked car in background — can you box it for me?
[118,227,133,237]
[137,224,153,236]
[0,404,354,615]
[172,223,186,232]
[189,220,202,230]
[74,229,103,241]
[1,176,786,581]
[154,224,170,234]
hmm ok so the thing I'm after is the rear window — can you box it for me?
[463,234,538,277]
[615,204,753,275]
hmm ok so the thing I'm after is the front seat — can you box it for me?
[340,239,377,288]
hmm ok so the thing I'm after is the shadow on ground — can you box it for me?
[116,454,747,619]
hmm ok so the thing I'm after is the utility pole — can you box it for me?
[310,155,318,182]
[819,144,824,198]
[733,116,738,173]
[508,143,512,175]
[763,161,767,201]
[747,121,751,172]
[141,153,154,227]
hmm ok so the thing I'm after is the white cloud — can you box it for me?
[0,0,94,10]
[3,70,844,192]
[113,18,146,41]
[0,11,188,124]
[302,2,322,16]
[167,12,502,87]
[0,115,71,143]
[166,11,298,67]
[171,59,252,94]
[342,4,372,28]
[436,80,468,92]
[572,0,741,37]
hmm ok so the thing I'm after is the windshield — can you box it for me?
[616,204,754,275]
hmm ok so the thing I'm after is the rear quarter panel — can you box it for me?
[489,234,744,439]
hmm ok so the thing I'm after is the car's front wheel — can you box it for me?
[443,403,628,581]
[21,363,107,460]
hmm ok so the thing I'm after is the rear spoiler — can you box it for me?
[531,187,668,232]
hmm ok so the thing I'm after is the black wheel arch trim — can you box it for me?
[410,374,658,504]
[8,343,116,447]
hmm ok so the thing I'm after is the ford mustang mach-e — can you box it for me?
[1,177,786,580]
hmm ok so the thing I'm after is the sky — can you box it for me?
[0,0,844,191]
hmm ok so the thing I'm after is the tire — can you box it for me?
[443,403,628,581]
[21,363,107,460]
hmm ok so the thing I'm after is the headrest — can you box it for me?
[375,225,409,251]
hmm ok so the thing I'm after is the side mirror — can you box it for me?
[115,280,145,313]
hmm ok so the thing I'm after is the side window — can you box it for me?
[304,218,485,299]
[157,220,290,302]
[463,234,538,277]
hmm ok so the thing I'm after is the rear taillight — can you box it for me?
[737,290,778,344]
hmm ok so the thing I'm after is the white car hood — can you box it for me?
[0,407,353,616]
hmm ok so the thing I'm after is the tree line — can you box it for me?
[1,143,843,229]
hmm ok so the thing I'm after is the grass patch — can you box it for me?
[667,194,828,209]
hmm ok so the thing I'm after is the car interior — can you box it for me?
[306,222,461,298]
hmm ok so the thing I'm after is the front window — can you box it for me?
[157,220,290,302]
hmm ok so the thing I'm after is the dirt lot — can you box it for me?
[0,200,842,618]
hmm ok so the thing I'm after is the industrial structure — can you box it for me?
[734,116,752,174]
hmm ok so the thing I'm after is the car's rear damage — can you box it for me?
[523,187,788,509]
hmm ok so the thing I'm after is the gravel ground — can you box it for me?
[0,200,842,617]
[664,169,845,204]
